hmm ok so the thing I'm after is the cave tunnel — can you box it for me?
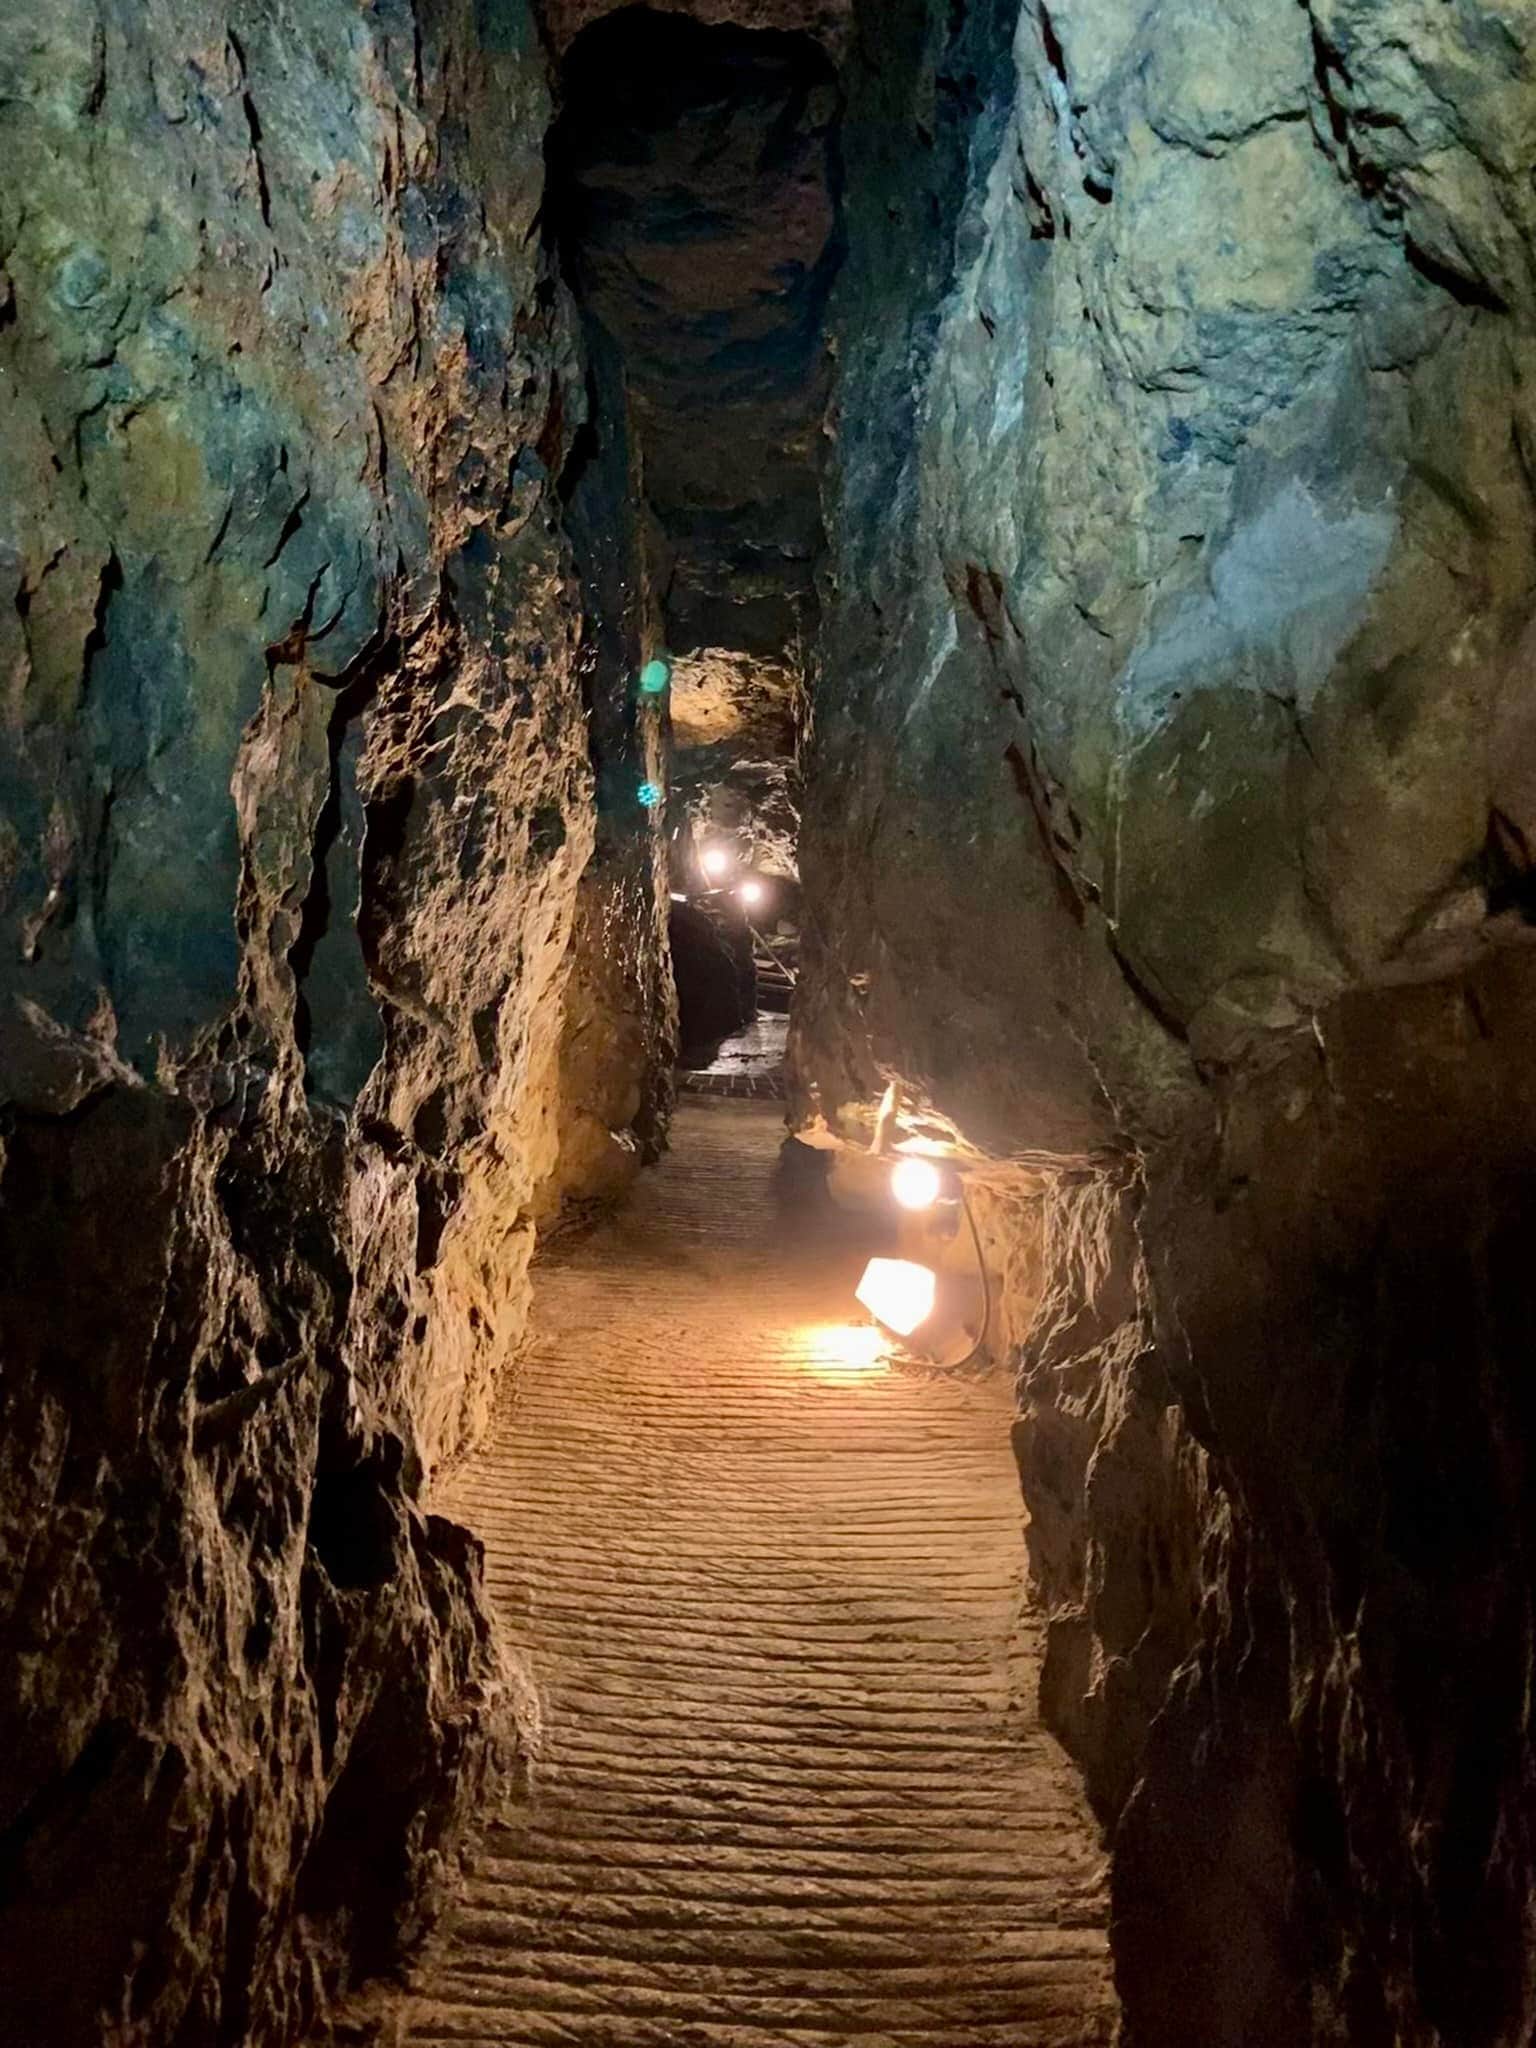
[3,2,1536,2045]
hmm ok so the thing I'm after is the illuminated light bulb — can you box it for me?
[739,878,766,910]
[890,1156,944,1212]
[700,845,732,881]
[855,1257,937,1338]
[637,780,663,809]
[639,657,671,694]
[800,1322,889,1380]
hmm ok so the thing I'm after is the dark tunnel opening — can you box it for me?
[546,5,843,1089]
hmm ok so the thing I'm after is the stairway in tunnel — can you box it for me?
[400,1100,1118,2047]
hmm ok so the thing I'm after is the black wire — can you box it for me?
[932,1184,992,1371]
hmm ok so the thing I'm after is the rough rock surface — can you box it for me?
[549,8,840,664]
[538,323,676,1220]
[670,900,757,1066]
[795,0,1536,2041]
[0,1,655,2038]
[668,649,804,883]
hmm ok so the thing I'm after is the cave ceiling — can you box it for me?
[551,9,841,670]
[541,0,849,61]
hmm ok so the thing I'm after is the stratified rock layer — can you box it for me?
[795,1,1536,2041]
[0,1,654,2037]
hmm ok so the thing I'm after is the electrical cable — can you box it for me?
[932,1182,992,1371]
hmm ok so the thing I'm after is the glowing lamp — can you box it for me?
[700,845,733,881]
[856,1257,937,1338]
[890,1156,944,1212]
[639,657,671,695]
[739,878,766,910]
[637,780,664,809]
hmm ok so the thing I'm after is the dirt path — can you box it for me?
[402,1100,1119,2046]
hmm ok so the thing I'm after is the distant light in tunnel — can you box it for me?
[739,878,766,910]
[855,1258,937,1338]
[700,845,733,881]
[638,780,664,809]
[639,657,671,695]
[890,1157,944,1212]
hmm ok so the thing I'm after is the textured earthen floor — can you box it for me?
[404,1100,1118,2047]
[680,1012,790,1099]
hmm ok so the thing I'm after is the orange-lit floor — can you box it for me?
[402,1100,1117,2046]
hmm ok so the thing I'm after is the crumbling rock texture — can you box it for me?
[669,649,799,756]
[795,1,1536,2042]
[0,0,661,2037]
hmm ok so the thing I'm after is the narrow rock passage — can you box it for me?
[404,1101,1118,2046]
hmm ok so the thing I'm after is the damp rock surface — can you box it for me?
[793,1,1536,2041]
[539,320,677,1222]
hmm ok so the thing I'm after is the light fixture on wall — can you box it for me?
[700,844,733,881]
[855,1257,937,1338]
[739,878,766,910]
[890,1155,944,1212]
[850,1088,992,1367]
